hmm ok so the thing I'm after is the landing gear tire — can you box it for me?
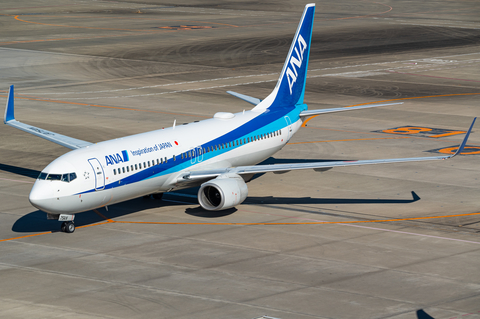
[61,222,67,232]
[64,221,75,233]
[152,193,163,200]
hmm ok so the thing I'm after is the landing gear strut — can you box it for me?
[61,221,75,233]
[143,193,164,200]
[56,214,76,233]
[152,193,163,200]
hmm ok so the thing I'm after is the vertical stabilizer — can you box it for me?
[252,3,315,111]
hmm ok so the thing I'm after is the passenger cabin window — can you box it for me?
[113,169,117,175]
[122,167,125,173]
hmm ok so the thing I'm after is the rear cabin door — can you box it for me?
[284,116,293,141]
[88,158,105,191]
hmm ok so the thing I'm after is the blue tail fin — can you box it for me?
[253,4,315,111]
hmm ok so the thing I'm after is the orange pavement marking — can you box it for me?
[0,231,52,243]
[1,211,479,243]
[93,209,114,223]
[107,211,480,225]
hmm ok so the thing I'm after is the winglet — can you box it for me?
[4,85,15,124]
[450,117,476,157]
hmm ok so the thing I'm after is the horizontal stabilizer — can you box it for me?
[227,91,261,106]
[3,85,93,150]
[299,102,404,118]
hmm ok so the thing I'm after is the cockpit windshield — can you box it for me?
[38,172,77,182]
[47,174,62,181]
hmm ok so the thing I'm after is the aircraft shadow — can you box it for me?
[185,207,237,218]
[417,309,435,319]
[12,210,106,233]
[10,154,419,233]
[0,163,40,179]
[258,157,347,165]
[11,191,419,232]
[249,157,346,181]
[245,191,420,205]
[11,196,185,233]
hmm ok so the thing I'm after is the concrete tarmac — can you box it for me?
[1,1,480,318]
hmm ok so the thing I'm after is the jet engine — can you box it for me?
[198,174,248,211]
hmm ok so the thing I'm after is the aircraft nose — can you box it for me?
[29,181,55,213]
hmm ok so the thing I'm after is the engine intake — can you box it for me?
[198,174,248,211]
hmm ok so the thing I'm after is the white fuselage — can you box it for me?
[29,107,303,215]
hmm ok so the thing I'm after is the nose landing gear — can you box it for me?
[61,221,75,233]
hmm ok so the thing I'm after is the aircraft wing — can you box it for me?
[227,91,261,106]
[178,117,476,183]
[3,86,93,150]
[299,102,404,117]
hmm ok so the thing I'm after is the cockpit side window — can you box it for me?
[38,172,48,180]
[69,173,77,182]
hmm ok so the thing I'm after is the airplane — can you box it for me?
[3,3,476,233]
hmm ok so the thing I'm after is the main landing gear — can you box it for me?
[61,221,75,233]
[143,193,164,200]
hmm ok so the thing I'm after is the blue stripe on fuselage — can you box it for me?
[77,107,299,195]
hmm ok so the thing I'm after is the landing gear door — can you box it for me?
[88,158,105,191]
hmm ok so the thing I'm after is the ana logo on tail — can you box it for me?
[286,34,308,95]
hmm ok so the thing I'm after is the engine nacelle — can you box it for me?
[198,174,248,211]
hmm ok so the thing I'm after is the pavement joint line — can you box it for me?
[302,93,480,126]
[0,177,34,184]
[0,94,208,118]
[13,15,239,32]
